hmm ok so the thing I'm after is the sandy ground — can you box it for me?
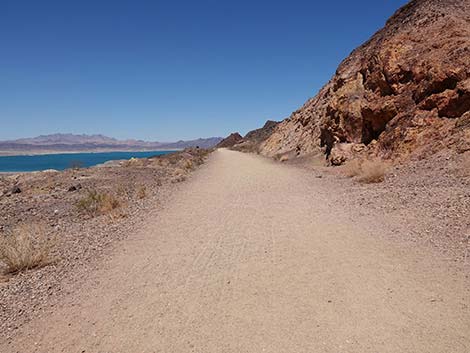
[0,148,210,335]
[2,149,469,353]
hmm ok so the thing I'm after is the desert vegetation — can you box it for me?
[68,160,84,170]
[0,147,213,336]
[1,148,211,276]
[182,159,194,171]
[76,189,122,216]
[343,159,363,178]
[137,185,147,199]
[343,158,390,183]
[1,149,211,267]
[462,152,470,177]
[0,224,55,274]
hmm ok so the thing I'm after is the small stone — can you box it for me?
[11,186,21,194]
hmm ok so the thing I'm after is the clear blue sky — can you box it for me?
[0,0,409,141]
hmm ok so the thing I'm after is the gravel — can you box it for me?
[0,148,211,340]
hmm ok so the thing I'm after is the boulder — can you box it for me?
[11,186,21,194]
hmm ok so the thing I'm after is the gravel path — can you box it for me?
[2,149,469,353]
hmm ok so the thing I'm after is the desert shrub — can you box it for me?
[0,224,55,274]
[182,159,194,171]
[152,158,168,167]
[343,159,363,177]
[68,160,84,170]
[168,154,181,165]
[171,171,186,183]
[462,153,470,177]
[76,189,121,215]
[137,185,147,199]
[76,189,102,214]
[116,184,132,199]
[99,194,122,213]
[358,159,389,183]
[343,158,389,183]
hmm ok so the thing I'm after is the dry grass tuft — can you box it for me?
[462,153,470,177]
[171,170,186,183]
[137,185,147,199]
[343,158,389,183]
[183,159,194,171]
[99,194,122,213]
[343,159,362,177]
[0,224,55,274]
[357,159,389,183]
[76,189,122,216]
[76,189,102,214]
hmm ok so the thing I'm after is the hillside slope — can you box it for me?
[260,0,470,163]
[232,120,279,152]
[216,133,243,148]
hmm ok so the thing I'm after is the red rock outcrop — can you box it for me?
[260,0,470,163]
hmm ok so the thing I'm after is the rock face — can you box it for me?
[216,133,244,148]
[232,120,279,152]
[243,120,279,143]
[260,0,470,163]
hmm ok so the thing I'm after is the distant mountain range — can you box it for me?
[0,133,223,155]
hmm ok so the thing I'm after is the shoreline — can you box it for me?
[0,148,212,341]
[0,148,183,157]
[0,150,182,174]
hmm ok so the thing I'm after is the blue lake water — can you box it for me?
[0,151,177,172]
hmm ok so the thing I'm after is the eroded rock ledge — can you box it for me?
[259,0,470,164]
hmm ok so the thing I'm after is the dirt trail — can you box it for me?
[2,149,469,353]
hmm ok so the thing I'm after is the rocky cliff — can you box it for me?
[260,0,470,164]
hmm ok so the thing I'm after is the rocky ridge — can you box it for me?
[216,133,244,148]
[258,0,470,164]
[232,120,280,153]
